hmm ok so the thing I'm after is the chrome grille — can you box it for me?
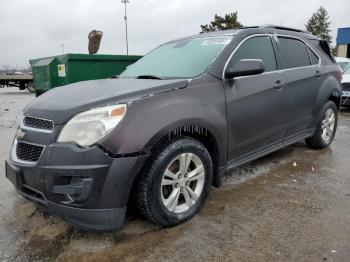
[16,141,44,162]
[23,116,53,131]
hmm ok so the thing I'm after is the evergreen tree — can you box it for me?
[305,6,332,44]
[201,12,243,33]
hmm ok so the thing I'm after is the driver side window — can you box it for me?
[228,36,277,72]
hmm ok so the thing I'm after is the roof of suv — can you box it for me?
[176,25,320,41]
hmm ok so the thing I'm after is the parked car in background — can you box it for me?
[13,71,25,75]
[341,66,350,106]
[6,25,342,232]
[335,56,350,72]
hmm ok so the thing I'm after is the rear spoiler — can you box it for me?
[319,40,335,63]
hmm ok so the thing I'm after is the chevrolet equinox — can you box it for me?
[6,25,342,231]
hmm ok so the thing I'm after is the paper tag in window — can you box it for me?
[57,64,66,77]
[201,38,231,46]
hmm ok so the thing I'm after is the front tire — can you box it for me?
[306,101,338,149]
[136,137,213,227]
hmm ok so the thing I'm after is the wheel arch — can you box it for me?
[314,76,341,122]
[126,122,225,213]
[328,91,341,109]
[143,120,226,188]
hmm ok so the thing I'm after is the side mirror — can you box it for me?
[225,59,265,79]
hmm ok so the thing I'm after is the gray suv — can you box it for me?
[5,25,342,231]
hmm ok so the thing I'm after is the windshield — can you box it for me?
[120,36,232,79]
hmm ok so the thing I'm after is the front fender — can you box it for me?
[99,75,228,165]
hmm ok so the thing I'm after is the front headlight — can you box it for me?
[57,104,127,147]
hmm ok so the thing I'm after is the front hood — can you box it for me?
[24,78,188,124]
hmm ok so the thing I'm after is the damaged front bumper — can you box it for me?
[5,140,147,231]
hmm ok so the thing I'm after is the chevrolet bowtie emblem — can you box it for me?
[16,129,26,140]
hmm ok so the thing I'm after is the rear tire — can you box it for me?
[136,137,213,227]
[26,81,35,93]
[306,101,338,149]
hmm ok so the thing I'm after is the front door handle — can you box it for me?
[273,80,285,89]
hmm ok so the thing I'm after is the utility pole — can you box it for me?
[61,43,65,54]
[121,0,129,55]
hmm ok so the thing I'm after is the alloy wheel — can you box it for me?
[161,153,205,214]
[321,108,335,144]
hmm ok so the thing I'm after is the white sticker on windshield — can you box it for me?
[201,38,231,46]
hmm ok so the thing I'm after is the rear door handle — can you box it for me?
[273,80,285,89]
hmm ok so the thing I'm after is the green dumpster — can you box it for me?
[29,54,142,96]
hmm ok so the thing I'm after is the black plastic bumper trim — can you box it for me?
[97,144,149,158]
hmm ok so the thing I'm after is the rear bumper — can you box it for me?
[5,142,147,231]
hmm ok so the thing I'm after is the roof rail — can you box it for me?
[239,26,260,29]
[260,24,312,34]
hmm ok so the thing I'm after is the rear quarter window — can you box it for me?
[309,39,335,64]
[278,37,311,68]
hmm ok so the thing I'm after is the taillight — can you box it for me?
[337,65,343,82]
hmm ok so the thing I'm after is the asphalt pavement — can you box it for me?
[0,87,349,262]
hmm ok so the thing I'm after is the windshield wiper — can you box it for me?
[136,74,165,80]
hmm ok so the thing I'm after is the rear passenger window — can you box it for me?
[278,37,311,68]
[308,47,319,65]
[228,36,277,72]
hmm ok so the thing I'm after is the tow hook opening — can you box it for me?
[52,177,93,204]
